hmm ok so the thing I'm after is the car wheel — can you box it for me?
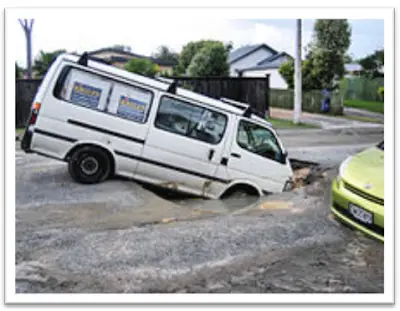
[68,146,111,184]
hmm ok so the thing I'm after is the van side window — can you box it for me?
[106,83,153,123]
[155,96,227,144]
[237,120,282,162]
[56,68,111,111]
[54,67,154,123]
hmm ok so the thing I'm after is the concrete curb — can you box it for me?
[277,126,384,137]
[344,107,384,120]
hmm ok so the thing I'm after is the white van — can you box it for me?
[21,53,293,199]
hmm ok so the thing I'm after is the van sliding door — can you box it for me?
[136,94,230,196]
[104,81,154,176]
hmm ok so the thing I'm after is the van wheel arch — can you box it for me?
[65,144,115,183]
[220,183,261,199]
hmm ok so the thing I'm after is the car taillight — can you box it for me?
[28,102,41,125]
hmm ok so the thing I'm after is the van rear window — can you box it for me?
[54,66,153,123]
[57,68,111,111]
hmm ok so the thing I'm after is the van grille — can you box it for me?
[343,181,384,206]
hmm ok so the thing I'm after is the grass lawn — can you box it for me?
[268,118,319,129]
[342,115,384,124]
[344,100,384,114]
[16,128,25,135]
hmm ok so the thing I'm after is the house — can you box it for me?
[88,47,178,74]
[229,44,293,89]
[344,63,363,77]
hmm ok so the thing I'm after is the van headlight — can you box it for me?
[338,156,353,182]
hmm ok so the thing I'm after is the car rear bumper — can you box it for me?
[20,126,34,153]
[331,178,384,242]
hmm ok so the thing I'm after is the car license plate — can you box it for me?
[349,203,373,225]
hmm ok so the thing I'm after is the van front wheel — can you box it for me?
[68,146,111,184]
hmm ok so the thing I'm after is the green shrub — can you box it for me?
[377,86,384,101]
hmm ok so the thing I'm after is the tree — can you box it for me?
[187,42,230,76]
[33,49,66,77]
[313,20,351,55]
[152,45,179,64]
[279,58,319,91]
[278,61,295,89]
[16,63,24,79]
[344,54,354,64]
[358,49,384,78]
[18,19,34,79]
[311,19,351,88]
[124,58,159,77]
[159,70,172,78]
[280,19,351,90]
[176,40,224,75]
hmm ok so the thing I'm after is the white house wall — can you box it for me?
[230,48,273,76]
[242,69,288,89]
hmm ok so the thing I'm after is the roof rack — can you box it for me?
[220,97,249,110]
[77,52,177,93]
[75,53,260,116]
[220,97,255,117]
[78,52,89,66]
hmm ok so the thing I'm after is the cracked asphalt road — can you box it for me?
[14,127,384,293]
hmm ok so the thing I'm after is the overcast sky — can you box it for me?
[12,10,384,68]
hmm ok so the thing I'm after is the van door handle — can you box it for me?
[231,153,241,158]
[208,149,215,161]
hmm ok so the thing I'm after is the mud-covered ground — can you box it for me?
[14,128,384,293]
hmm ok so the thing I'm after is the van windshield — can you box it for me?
[237,120,282,162]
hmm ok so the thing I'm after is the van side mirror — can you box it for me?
[280,151,288,164]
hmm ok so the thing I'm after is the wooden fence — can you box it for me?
[269,88,343,115]
[16,79,42,128]
[15,76,271,128]
[172,76,270,117]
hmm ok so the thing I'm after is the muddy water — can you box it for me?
[152,159,322,215]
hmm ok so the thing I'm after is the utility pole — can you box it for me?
[293,19,302,124]
[19,19,34,79]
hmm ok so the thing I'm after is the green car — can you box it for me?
[331,141,384,242]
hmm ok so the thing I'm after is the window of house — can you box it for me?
[155,96,228,144]
[237,120,282,162]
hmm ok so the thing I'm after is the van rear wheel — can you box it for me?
[68,146,111,184]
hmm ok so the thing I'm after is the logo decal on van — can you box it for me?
[70,82,102,108]
[117,95,148,122]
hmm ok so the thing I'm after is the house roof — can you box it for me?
[228,44,279,64]
[345,63,363,72]
[257,52,293,66]
[88,48,178,67]
[239,52,293,72]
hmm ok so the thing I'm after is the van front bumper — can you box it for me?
[330,178,384,242]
